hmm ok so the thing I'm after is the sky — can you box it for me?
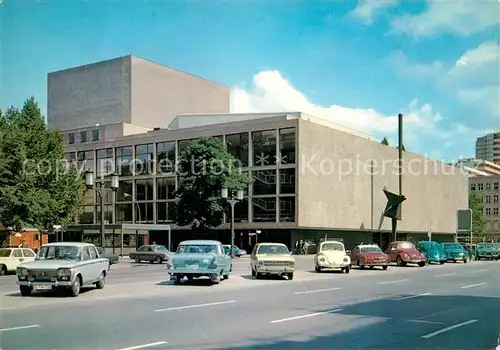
[1,0,499,162]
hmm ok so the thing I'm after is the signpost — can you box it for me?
[456,209,472,244]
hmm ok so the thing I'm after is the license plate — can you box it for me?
[34,285,52,291]
[186,264,199,269]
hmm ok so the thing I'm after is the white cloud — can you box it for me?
[391,0,500,37]
[230,70,475,156]
[386,51,445,79]
[349,0,398,24]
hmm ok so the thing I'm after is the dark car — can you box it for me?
[96,247,119,265]
[129,245,172,263]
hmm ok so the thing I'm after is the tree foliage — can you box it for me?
[469,192,485,240]
[172,137,250,231]
[380,137,389,145]
[0,97,86,231]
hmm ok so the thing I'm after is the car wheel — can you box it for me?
[70,276,81,297]
[255,272,262,279]
[223,272,229,280]
[155,256,162,264]
[463,258,468,264]
[453,259,456,263]
[211,275,221,285]
[344,266,350,274]
[315,265,321,273]
[287,273,294,280]
[382,265,388,271]
[251,268,256,277]
[19,286,32,296]
[95,272,106,289]
[418,262,426,267]
[440,261,445,265]
[174,274,182,285]
[0,264,6,276]
[369,265,374,269]
[135,257,140,263]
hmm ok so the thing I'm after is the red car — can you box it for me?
[349,244,390,270]
[385,241,427,267]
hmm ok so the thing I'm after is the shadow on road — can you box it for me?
[214,294,500,350]
[7,287,95,298]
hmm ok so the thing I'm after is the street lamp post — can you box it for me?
[221,188,244,258]
[85,171,119,251]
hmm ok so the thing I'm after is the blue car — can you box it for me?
[441,242,469,263]
[416,241,447,264]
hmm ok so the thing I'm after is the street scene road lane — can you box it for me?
[421,320,478,339]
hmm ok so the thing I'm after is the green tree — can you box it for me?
[0,97,86,231]
[173,137,250,232]
[469,192,485,241]
[380,137,389,145]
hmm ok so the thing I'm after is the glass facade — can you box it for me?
[73,125,297,226]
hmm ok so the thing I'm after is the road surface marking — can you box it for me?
[294,287,341,295]
[422,320,478,339]
[434,273,456,277]
[0,325,40,332]
[270,309,343,324]
[379,279,408,285]
[393,293,432,301]
[469,269,489,273]
[116,341,168,350]
[406,319,444,325]
[154,300,236,312]
[461,282,486,289]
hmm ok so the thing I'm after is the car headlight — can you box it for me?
[16,267,28,276]
[403,253,409,259]
[288,261,294,267]
[343,257,349,263]
[57,268,72,277]
[257,260,264,266]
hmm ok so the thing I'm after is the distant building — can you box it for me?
[475,133,500,164]
[469,176,500,238]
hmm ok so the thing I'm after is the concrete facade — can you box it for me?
[469,176,500,235]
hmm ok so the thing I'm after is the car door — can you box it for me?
[350,247,360,263]
[11,249,24,270]
[385,243,397,262]
[144,246,155,261]
[22,249,36,264]
[220,244,231,272]
[88,246,103,279]
[81,247,92,284]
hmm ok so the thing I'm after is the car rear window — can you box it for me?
[0,249,12,258]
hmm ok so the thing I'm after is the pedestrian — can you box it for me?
[295,240,299,255]
[303,240,309,255]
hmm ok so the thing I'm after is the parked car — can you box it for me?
[129,245,172,263]
[166,240,232,285]
[223,245,247,257]
[16,242,109,297]
[385,241,427,267]
[476,243,499,260]
[314,240,351,273]
[441,242,469,263]
[0,247,37,276]
[416,241,447,265]
[250,243,295,280]
[96,247,119,265]
[349,244,389,270]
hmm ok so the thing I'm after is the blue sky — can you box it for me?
[1,0,498,161]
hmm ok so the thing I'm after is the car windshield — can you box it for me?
[0,249,12,257]
[321,243,344,251]
[477,243,493,249]
[37,246,81,260]
[397,242,416,249]
[257,245,289,255]
[177,244,219,254]
[360,246,381,253]
[442,243,462,250]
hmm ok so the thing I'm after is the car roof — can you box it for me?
[41,242,94,248]
[179,240,222,245]
[321,241,344,245]
[257,242,287,246]
[356,244,379,248]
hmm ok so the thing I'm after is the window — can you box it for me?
[66,152,76,166]
[117,180,133,201]
[486,183,491,191]
[13,250,23,258]
[279,128,295,164]
[68,133,75,144]
[252,170,276,195]
[157,141,175,175]
[252,130,277,166]
[96,204,113,224]
[279,197,295,222]
[89,247,98,259]
[80,131,87,143]
[157,202,176,223]
[92,129,100,142]
[136,202,153,223]
[485,208,492,215]
[494,195,499,203]
[485,195,491,203]
[252,197,276,222]
[96,148,113,178]
[226,132,249,167]
[22,249,36,258]
[279,169,295,194]
[494,182,499,190]
[77,150,95,174]
[223,199,249,223]
[135,144,154,175]
[494,208,499,216]
[470,184,476,191]
[135,179,154,201]
[82,247,91,260]
[116,146,133,176]
[478,183,484,191]
[79,206,94,224]
[157,177,176,200]
[178,139,197,158]
[116,203,133,223]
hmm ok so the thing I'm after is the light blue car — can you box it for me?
[166,240,232,285]
[416,241,447,264]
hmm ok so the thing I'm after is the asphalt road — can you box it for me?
[0,257,499,350]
